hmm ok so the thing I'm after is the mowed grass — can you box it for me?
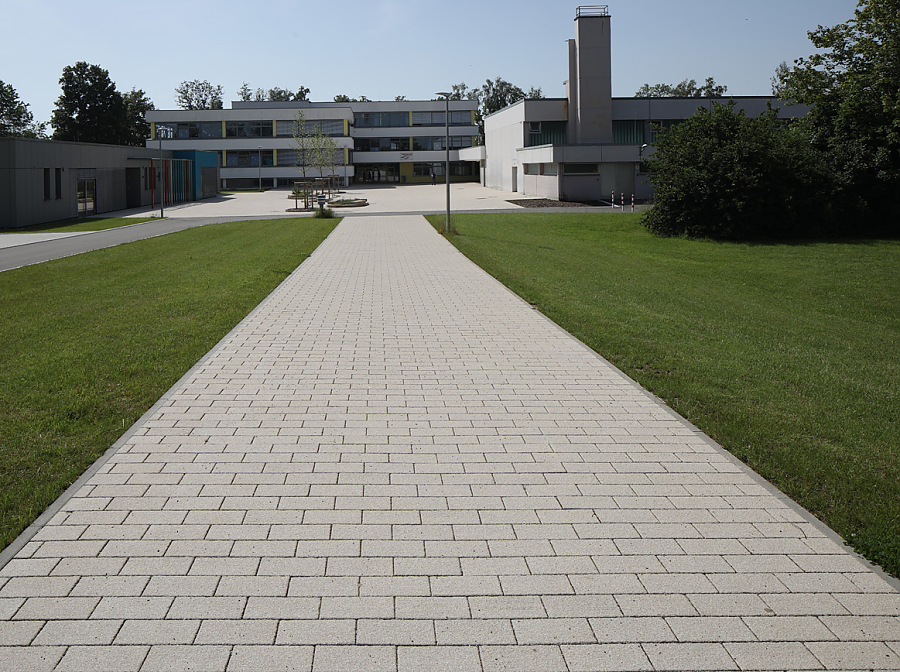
[428,212,900,576]
[1,217,156,234]
[0,218,337,552]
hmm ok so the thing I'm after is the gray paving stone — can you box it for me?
[55,645,148,671]
[140,645,231,671]
[397,645,482,672]
[2,215,899,670]
[312,645,396,672]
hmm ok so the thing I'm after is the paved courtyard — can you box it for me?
[1,214,898,671]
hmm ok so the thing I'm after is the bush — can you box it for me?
[312,207,335,219]
[644,102,831,240]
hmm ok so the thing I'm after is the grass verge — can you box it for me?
[1,217,157,234]
[427,212,900,577]
[0,217,337,552]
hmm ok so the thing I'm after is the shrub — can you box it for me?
[644,102,831,240]
[312,207,335,219]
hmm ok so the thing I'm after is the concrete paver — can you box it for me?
[1,214,898,671]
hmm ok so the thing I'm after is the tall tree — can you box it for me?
[174,80,224,110]
[775,0,900,224]
[267,87,294,102]
[122,88,154,147]
[480,77,526,117]
[635,77,727,98]
[238,82,252,101]
[0,80,46,138]
[51,62,127,143]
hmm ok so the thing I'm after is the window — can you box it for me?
[412,111,471,126]
[225,150,274,168]
[523,163,539,175]
[414,162,473,177]
[563,163,599,174]
[226,121,274,138]
[277,150,346,167]
[451,111,472,126]
[411,136,473,151]
[277,119,346,137]
[612,119,645,144]
[413,137,438,151]
[529,122,542,134]
[43,169,51,200]
[55,168,62,198]
[200,122,222,139]
[356,112,409,128]
[541,163,558,176]
[414,162,443,177]
[356,137,410,152]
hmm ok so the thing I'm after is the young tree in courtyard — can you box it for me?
[291,110,311,181]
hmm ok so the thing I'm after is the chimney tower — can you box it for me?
[569,6,613,144]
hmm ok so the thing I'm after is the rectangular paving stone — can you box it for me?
[3,215,900,671]
[55,645,148,672]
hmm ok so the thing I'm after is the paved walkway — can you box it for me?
[1,215,898,672]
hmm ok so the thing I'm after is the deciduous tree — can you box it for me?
[174,80,224,110]
[122,88,154,147]
[774,0,900,225]
[635,77,727,98]
[0,80,46,138]
[51,62,127,143]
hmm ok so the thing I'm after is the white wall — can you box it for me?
[484,102,525,193]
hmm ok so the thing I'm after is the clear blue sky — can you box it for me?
[5,0,859,126]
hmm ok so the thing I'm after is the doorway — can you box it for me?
[77,179,96,216]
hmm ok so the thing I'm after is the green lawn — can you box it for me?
[1,217,156,234]
[428,212,900,577]
[0,218,337,552]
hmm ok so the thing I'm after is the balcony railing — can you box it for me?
[575,5,609,18]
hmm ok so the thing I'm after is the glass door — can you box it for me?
[77,179,96,216]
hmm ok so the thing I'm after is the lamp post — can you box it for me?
[157,124,167,218]
[435,91,451,234]
[258,147,262,191]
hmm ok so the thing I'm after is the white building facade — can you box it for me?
[481,5,810,203]
[146,99,480,190]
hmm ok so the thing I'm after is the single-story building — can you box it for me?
[0,137,219,229]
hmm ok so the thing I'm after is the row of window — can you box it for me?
[356,111,473,128]
[524,163,626,175]
[412,162,475,177]
[355,136,474,152]
[159,120,348,140]
[159,115,479,140]
[222,149,347,168]
[523,163,558,176]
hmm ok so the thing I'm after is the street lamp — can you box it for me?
[258,147,262,191]
[157,124,168,218]
[435,92,451,234]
